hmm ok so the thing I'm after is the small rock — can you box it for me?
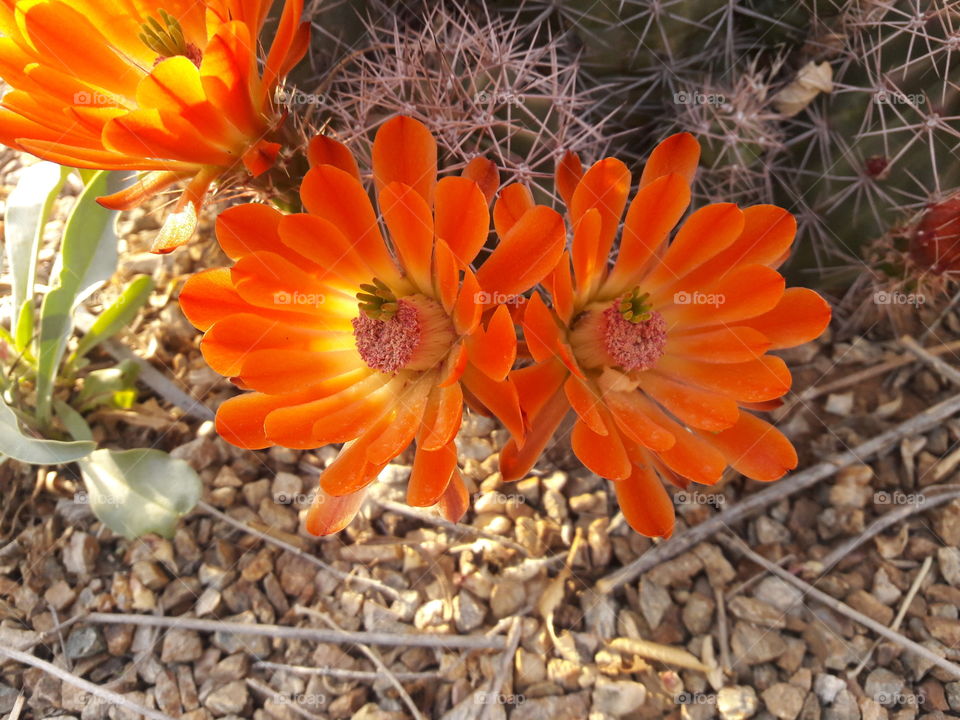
[515,647,546,688]
[924,617,960,647]
[490,580,525,619]
[63,532,99,576]
[512,692,590,720]
[729,597,786,629]
[753,577,803,615]
[872,568,903,606]
[933,500,960,547]
[756,517,792,544]
[272,472,303,503]
[944,682,960,711]
[717,686,759,720]
[825,393,854,416]
[762,684,805,720]
[592,679,647,716]
[683,593,716,635]
[161,629,203,663]
[825,690,860,720]
[815,675,847,705]
[639,577,672,630]
[454,590,485,633]
[865,669,904,707]
[65,626,105,660]
[104,624,133,656]
[44,580,77,611]
[203,680,248,716]
[731,622,787,664]
[846,590,894,626]
[937,547,960,587]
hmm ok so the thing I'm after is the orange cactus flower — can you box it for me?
[0,0,310,252]
[180,116,566,535]
[502,135,831,538]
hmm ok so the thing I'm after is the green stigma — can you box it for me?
[618,286,653,323]
[357,278,399,321]
[140,10,198,63]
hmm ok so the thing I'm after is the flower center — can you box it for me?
[352,283,456,374]
[601,303,667,372]
[140,10,203,67]
[352,299,421,373]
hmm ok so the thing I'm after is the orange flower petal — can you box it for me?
[461,157,499,204]
[378,181,434,293]
[512,358,568,421]
[230,251,341,316]
[467,304,517,381]
[500,389,569,482]
[639,132,700,188]
[603,390,675,452]
[319,423,391,497]
[613,462,675,538]
[637,371,740,432]
[571,417,631,480]
[200,21,260,137]
[433,238,460,313]
[665,326,772,363]
[454,269,483,335]
[461,364,524,444]
[739,288,832,349]
[372,115,437,206]
[435,176,489,266]
[102,108,231,166]
[307,134,361,179]
[544,250,575,324]
[408,441,458,507]
[419,382,464,451]
[555,151,583,208]
[300,165,400,284]
[606,173,691,294]
[703,412,797,482]
[661,264,785,328]
[180,268,245,331]
[216,203,286,260]
[570,157,630,267]
[438,470,470,524]
[630,396,727,485]
[438,341,469,387]
[572,209,602,297]
[365,385,429,466]
[492,183,534,238]
[306,485,366,536]
[564,376,606,436]
[522,291,564,362]
[277,213,373,284]
[656,355,791,403]
[478,205,565,297]
[240,348,363,394]
[644,203,744,290]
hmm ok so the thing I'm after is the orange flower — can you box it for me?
[502,135,831,538]
[0,0,309,252]
[180,116,566,534]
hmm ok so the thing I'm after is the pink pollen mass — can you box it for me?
[601,305,667,372]
[352,300,422,373]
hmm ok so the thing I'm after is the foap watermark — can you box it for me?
[673,91,726,106]
[274,87,325,106]
[875,692,925,706]
[74,491,121,506]
[875,490,926,506]
[274,491,315,505]
[674,290,725,308]
[472,491,526,505]
[675,491,725,507]
[73,90,114,106]
[273,693,328,706]
[873,290,925,306]
[273,290,326,307]
[873,90,926,106]
[474,291,526,306]
[475,91,524,106]
[475,692,525,706]
[675,693,718,706]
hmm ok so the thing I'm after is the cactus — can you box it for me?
[312,0,613,203]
